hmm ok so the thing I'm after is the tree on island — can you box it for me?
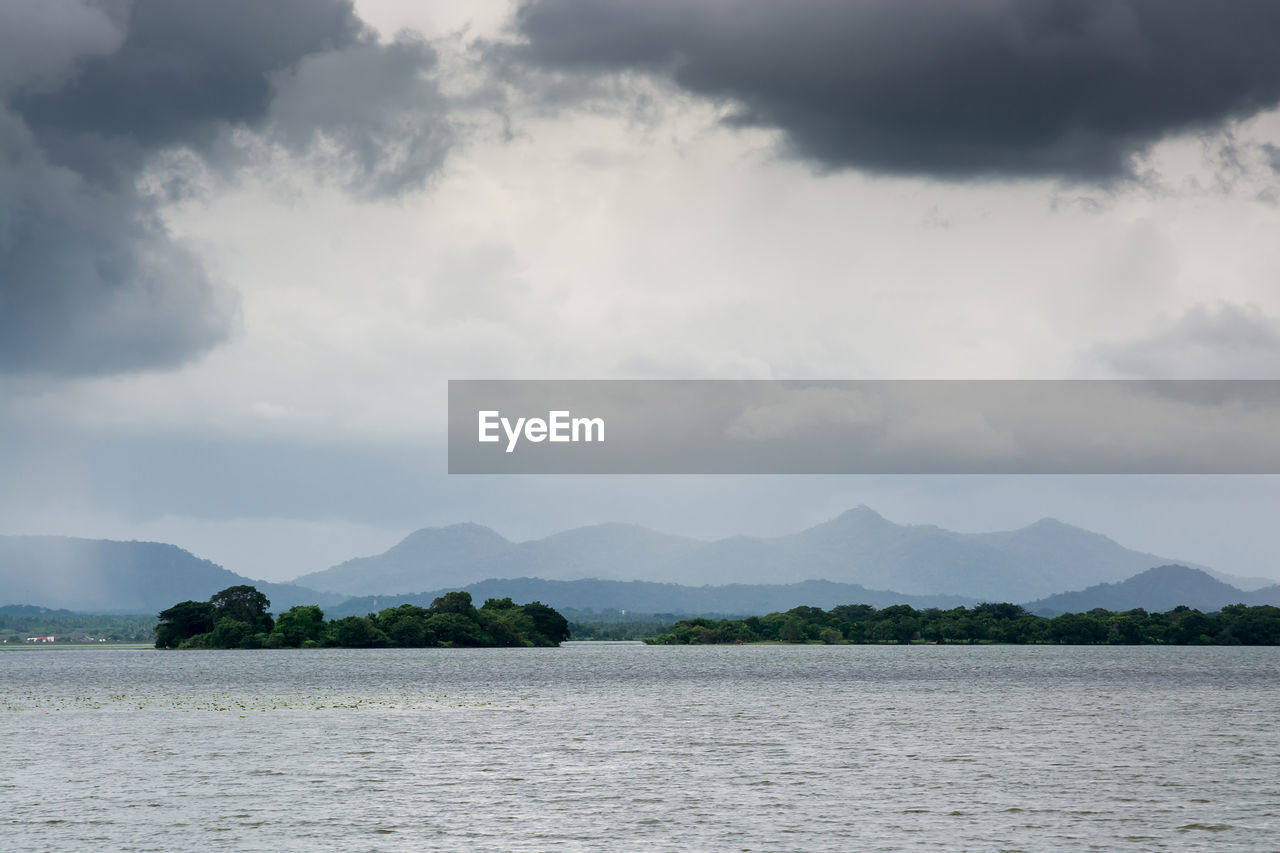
[155,600,215,649]
[210,585,274,633]
[272,604,325,647]
[156,586,572,649]
[510,600,570,645]
[647,602,1280,646]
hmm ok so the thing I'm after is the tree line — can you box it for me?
[647,602,1280,645]
[155,585,570,649]
[0,606,156,644]
[567,617,677,641]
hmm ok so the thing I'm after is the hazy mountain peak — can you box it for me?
[400,522,510,543]
[556,521,642,533]
[5,507,1250,613]
[541,521,698,541]
[0,535,338,613]
[289,522,517,596]
[386,522,513,556]
[821,504,893,528]
[1024,563,1280,615]
[1005,516,1111,542]
[288,504,1210,602]
[1137,564,1200,577]
[1018,517,1108,537]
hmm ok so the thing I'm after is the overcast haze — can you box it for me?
[3,0,1280,583]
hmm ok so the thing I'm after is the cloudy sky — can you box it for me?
[4,0,1280,584]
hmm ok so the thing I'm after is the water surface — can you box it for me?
[3,645,1277,851]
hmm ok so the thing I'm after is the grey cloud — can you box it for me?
[1264,144,1280,174]
[1092,303,1280,379]
[0,0,127,96]
[505,0,1280,182]
[0,112,237,374]
[268,34,452,198]
[11,0,370,185]
[1,0,450,376]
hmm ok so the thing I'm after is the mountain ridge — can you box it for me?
[327,577,980,619]
[292,507,1200,602]
[1026,565,1280,615]
[0,535,340,614]
[5,511,1272,616]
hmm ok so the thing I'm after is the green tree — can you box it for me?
[273,605,326,647]
[779,616,807,643]
[478,599,533,646]
[211,585,274,634]
[388,617,428,647]
[974,602,1030,621]
[1106,613,1142,644]
[209,617,252,649]
[1162,607,1213,644]
[431,591,478,618]
[1049,612,1107,644]
[520,601,570,646]
[155,600,215,649]
[426,612,486,646]
[1223,604,1280,644]
[374,604,430,647]
[153,589,571,649]
[328,615,387,647]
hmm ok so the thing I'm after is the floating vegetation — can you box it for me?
[0,691,540,713]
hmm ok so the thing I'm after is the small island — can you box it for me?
[647,602,1280,645]
[156,585,570,649]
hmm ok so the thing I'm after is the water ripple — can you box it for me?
[2,645,1277,851]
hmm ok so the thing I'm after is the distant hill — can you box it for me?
[294,506,1197,602]
[293,521,707,596]
[0,604,156,641]
[327,577,978,618]
[292,523,524,595]
[0,536,341,613]
[1201,568,1279,592]
[1025,565,1280,615]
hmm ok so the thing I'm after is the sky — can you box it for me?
[3,0,1280,584]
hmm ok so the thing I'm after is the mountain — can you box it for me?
[292,523,516,596]
[327,577,978,619]
[0,536,341,614]
[294,506,1196,602]
[1201,568,1279,592]
[1025,565,1280,615]
[292,522,705,596]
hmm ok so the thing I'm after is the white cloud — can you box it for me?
[1090,302,1280,379]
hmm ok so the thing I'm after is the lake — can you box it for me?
[3,644,1277,851]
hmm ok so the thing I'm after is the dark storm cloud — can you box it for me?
[0,110,234,374]
[12,1,365,184]
[505,0,1280,182]
[0,0,450,376]
[268,34,453,198]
